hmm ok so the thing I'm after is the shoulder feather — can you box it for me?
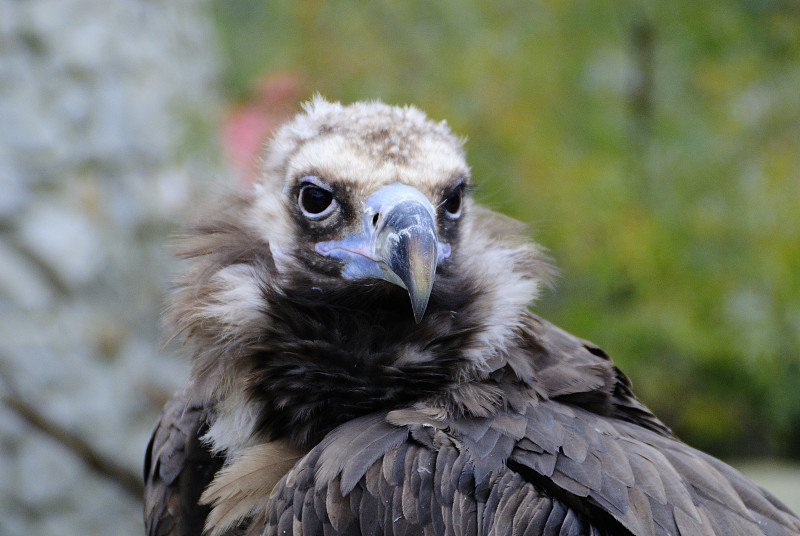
[144,383,223,536]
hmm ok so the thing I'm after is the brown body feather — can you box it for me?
[144,98,800,536]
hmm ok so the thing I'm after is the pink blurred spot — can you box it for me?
[222,72,304,187]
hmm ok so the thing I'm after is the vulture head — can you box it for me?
[170,97,553,454]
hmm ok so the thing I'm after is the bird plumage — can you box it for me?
[144,97,800,536]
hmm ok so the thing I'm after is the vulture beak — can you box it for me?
[316,183,451,323]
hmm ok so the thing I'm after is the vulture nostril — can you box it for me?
[371,213,380,228]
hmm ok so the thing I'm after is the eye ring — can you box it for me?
[298,178,336,219]
[441,184,464,218]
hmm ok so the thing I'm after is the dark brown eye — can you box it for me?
[299,184,334,217]
[442,185,463,217]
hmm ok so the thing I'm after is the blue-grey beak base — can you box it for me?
[315,183,450,322]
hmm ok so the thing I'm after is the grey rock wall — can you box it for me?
[0,1,225,534]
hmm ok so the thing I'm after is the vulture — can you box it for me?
[144,97,800,536]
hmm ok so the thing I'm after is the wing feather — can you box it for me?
[143,383,223,536]
[262,414,613,536]
[256,398,800,535]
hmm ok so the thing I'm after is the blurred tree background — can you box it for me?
[211,0,800,459]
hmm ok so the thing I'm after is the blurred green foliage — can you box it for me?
[210,0,800,458]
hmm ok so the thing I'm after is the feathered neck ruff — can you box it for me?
[167,194,554,453]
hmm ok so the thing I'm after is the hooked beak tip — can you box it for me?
[388,227,437,324]
[410,287,431,324]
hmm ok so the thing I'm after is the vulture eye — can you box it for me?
[442,185,463,217]
[299,183,335,217]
